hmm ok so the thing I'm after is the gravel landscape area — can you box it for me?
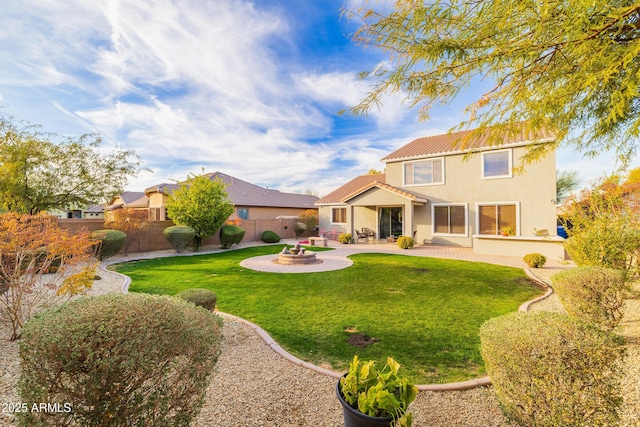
[1,248,638,426]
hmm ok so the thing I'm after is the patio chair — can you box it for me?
[325,228,338,240]
[362,228,376,241]
[355,229,368,243]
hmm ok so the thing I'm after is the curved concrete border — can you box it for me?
[100,245,559,392]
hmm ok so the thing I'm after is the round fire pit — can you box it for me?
[277,251,318,265]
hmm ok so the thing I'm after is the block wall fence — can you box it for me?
[56,218,305,254]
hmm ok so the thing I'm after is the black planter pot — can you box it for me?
[336,376,393,427]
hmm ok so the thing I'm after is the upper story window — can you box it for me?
[482,149,512,179]
[237,208,249,220]
[404,158,444,186]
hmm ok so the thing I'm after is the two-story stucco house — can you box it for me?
[316,126,565,259]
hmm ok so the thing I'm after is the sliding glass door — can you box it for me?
[379,207,403,239]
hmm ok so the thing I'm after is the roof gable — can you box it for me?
[382,126,556,162]
[315,174,386,205]
[342,181,428,204]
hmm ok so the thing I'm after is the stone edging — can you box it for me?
[100,253,556,392]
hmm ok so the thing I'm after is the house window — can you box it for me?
[238,208,249,220]
[404,158,444,185]
[332,207,347,224]
[478,203,518,235]
[433,204,467,235]
[482,149,512,179]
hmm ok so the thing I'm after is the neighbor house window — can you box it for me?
[482,149,512,179]
[478,203,518,235]
[404,158,444,185]
[332,207,347,224]
[433,204,467,235]
[238,208,249,219]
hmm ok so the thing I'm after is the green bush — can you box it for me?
[91,229,127,261]
[338,233,352,244]
[163,225,196,253]
[563,215,640,275]
[523,253,546,268]
[175,288,217,311]
[220,224,246,249]
[260,230,281,243]
[480,311,625,427]
[18,293,223,427]
[552,266,630,331]
[397,236,414,249]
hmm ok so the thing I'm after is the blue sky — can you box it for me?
[0,0,634,197]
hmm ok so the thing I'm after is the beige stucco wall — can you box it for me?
[148,192,166,208]
[384,145,557,246]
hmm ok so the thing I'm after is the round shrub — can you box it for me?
[261,230,281,243]
[480,311,625,427]
[338,233,351,244]
[91,229,126,261]
[552,266,630,331]
[163,225,196,253]
[523,253,546,268]
[175,288,217,311]
[397,236,415,249]
[18,293,223,427]
[220,224,246,249]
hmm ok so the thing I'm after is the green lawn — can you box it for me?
[113,245,543,384]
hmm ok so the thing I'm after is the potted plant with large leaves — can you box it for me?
[337,355,418,427]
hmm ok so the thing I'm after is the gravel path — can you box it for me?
[1,246,638,426]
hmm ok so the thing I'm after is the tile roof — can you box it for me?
[343,180,429,204]
[315,174,386,205]
[145,172,318,209]
[381,126,556,162]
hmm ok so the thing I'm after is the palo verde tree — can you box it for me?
[0,113,144,214]
[344,1,640,166]
[165,172,235,251]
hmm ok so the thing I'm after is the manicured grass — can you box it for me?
[113,245,543,384]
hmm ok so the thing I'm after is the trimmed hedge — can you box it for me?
[163,225,196,253]
[18,293,223,427]
[219,224,245,249]
[175,288,217,311]
[552,266,630,331]
[91,229,126,261]
[260,230,281,243]
[480,311,625,427]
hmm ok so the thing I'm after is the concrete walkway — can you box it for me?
[240,239,572,283]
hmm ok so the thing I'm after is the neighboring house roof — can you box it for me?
[84,205,105,214]
[106,191,149,211]
[315,174,386,205]
[382,126,556,162]
[145,172,319,209]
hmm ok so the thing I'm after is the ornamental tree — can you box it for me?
[165,173,234,251]
[345,1,640,167]
[0,113,144,214]
[104,208,150,254]
[561,172,640,275]
[0,213,97,340]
